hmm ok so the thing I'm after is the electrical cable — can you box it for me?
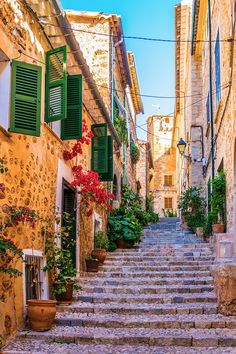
[41,21,234,44]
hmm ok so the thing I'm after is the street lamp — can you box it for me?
[177,138,187,156]
[177,138,191,162]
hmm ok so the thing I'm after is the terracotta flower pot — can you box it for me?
[212,224,225,234]
[86,259,99,272]
[91,249,107,264]
[27,299,57,331]
[116,239,132,249]
[54,282,74,303]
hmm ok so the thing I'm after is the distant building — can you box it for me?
[147,115,177,216]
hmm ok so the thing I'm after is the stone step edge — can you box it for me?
[55,316,236,329]
[14,331,236,347]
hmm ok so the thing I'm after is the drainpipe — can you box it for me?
[208,0,215,180]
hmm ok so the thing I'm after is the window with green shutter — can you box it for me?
[10,60,42,136]
[61,74,82,140]
[45,45,67,122]
[100,136,113,181]
[91,124,108,174]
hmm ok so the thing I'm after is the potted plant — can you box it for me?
[91,231,109,263]
[27,299,57,331]
[85,255,99,272]
[178,187,206,232]
[43,213,80,303]
[211,171,226,234]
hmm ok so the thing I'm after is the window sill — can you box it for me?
[0,125,12,138]
[44,123,63,145]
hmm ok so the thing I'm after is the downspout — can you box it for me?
[208,0,215,179]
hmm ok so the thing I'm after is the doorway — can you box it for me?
[62,179,77,268]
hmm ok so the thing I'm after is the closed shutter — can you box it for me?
[100,136,113,181]
[61,74,82,140]
[62,186,76,268]
[91,124,108,174]
[10,60,41,136]
[45,45,67,122]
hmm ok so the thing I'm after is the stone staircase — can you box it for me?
[4,218,236,353]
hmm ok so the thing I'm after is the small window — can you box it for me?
[164,175,173,186]
[164,197,173,209]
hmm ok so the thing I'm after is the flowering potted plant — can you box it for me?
[43,213,81,303]
[91,231,109,264]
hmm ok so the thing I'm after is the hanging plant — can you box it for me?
[114,114,128,144]
[0,237,23,277]
[130,141,140,165]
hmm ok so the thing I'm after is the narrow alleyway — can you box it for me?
[4,219,236,353]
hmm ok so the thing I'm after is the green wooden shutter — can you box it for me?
[62,187,76,268]
[10,60,42,136]
[61,74,82,140]
[100,136,113,181]
[45,45,67,122]
[91,124,108,174]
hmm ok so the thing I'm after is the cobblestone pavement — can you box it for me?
[4,218,236,353]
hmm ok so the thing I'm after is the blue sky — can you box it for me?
[62,0,179,139]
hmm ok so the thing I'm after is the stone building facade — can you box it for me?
[147,115,177,216]
[174,0,236,313]
[66,11,143,197]
[0,0,140,344]
[136,140,154,208]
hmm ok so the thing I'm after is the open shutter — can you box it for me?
[61,74,82,140]
[45,45,67,122]
[100,136,113,181]
[91,124,108,174]
[10,60,41,136]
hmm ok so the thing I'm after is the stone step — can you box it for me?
[81,270,212,278]
[106,255,214,261]
[14,327,236,347]
[100,265,212,272]
[79,276,214,286]
[57,302,218,315]
[79,284,214,295]
[4,342,236,354]
[77,292,217,304]
[55,313,236,330]
[103,261,214,267]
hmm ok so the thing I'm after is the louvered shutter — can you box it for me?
[45,45,67,122]
[62,187,76,268]
[91,124,108,174]
[100,136,113,181]
[61,75,82,140]
[10,60,41,136]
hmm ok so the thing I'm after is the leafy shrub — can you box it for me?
[211,170,226,224]
[108,214,142,247]
[94,231,110,250]
[178,187,206,232]
[162,209,177,218]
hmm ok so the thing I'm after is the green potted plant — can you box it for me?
[91,231,109,263]
[211,171,226,234]
[178,187,206,231]
[85,255,99,272]
[43,213,80,303]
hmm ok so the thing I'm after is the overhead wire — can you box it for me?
[40,20,234,44]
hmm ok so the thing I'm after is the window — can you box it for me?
[206,93,210,123]
[164,175,173,186]
[164,197,173,209]
[215,30,221,107]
